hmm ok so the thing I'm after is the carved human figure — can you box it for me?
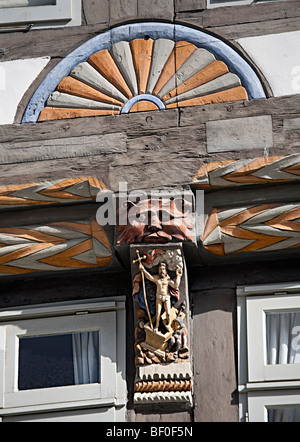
[166,316,188,359]
[139,262,182,332]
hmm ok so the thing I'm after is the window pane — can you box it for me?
[0,0,55,8]
[266,312,300,365]
[18,331,99,391]
[268,407,300,422]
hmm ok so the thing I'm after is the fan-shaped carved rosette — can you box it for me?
[39,38,248,122]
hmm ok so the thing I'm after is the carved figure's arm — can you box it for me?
[139,264,156,283]
[169,267,183,290]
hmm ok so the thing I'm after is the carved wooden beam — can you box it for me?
[0,177,107,209]
[203,202,300,256]
[0,218,112,276]
[192,154,300,189]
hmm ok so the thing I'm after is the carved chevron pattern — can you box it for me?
[0,177,107,209]
[39,38,248,121]
[193,154,300,189]
[203,203,300,256]
[0,218,112,276]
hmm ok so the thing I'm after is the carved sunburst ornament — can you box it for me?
[22,23,266,123]
[39,39,248,121]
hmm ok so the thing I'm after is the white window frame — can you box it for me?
[207,0,286,8]
[247,293,300,382]
[0,0,81,28]
[238,282,300,422]
[0,297,126,420]
[208,0,252,8]
[248,389,300,422]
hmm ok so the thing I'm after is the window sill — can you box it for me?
[0,0,81,29]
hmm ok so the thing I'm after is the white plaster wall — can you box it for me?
[0,57,50,125]
[238,31,300,97]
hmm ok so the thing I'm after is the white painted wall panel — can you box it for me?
[0,57,50,125]
[238,31,300,97]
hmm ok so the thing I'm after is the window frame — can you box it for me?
[237,282,300,422]
[0,0,81,28]
[248,389,300,422]
[247,293,300,382]
[208,0,252,8]
[0,297,126,418]
[207,0,285,8]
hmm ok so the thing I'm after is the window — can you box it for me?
[238,283,300,422]
[0,0,81,29]
[0,297,126,422]
[18,332,100,390]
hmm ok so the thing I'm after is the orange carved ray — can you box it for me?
[193,161,233,182]
[162,60,229,102]
[283,163,300,176]
[203,208,219,241]
[266,207,300,232]
[50,221,92,237]
[96,256,113,267]
[224,156,282,184]
[42,177,105,192]
[153,41,197,97]
[40,177,106,200]
[40,239,98,268]
[218,204,279,229]
[166,86,248,109]
[224,175,278,184]
[0,243,55,265]
[0,228,66,244]
[57,77,123,107]
[91,219,112,253]
[88,49,133,100]
[0,182,54,205]
[130,39,154,95]
[220,226,289,253]
[39,191,85,200]
[38,107,119,122]
[204,244,225,257]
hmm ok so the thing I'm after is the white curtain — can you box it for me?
[267,312,300,365]
[267,312,300,422]
[268,407,300,423]
[72,331,99,385]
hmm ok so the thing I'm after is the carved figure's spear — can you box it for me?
[132,250,154,330]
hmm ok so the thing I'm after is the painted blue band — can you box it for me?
[22,22,266,123]
[120,95,165,114]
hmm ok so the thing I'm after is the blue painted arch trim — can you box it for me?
[121,94,165,114]
[22,22,266,123]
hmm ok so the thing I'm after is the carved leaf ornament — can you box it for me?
[23,24,265,123]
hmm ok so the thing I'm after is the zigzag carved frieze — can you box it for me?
[0,219,112,276]
[193,154,300,189]
[203,202,300,256]
[0,177,107,209]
